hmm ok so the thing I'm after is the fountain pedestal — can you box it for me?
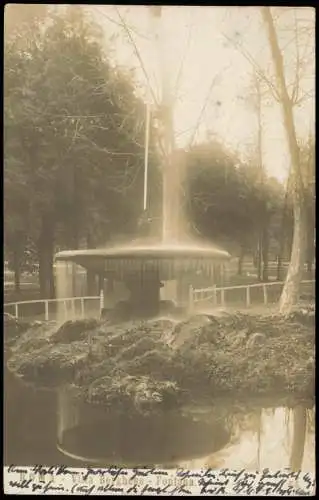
[126,270,161,319]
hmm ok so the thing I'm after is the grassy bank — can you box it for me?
[5,302,315,415]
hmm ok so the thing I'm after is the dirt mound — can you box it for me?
[5,308,315,413]
[4,313,36,348]
[9,321,58,355]
[8,341,95,389]
[51,318,100,344]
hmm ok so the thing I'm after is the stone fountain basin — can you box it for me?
[55,243,231,280]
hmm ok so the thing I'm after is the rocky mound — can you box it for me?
[5,306,315,414]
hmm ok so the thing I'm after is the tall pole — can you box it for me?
[149,6,179,242]
[143,101,151,212]
[256,76,263,282]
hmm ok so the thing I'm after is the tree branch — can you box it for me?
[172,20,194,105]
[292,85,315,107]
[187,67,229,149]
[92,6,152,42]
[75,133,144,158]
[222,32,282,102]
[291,9,300,104]
[261,7,305,197]
[113,6,159,108]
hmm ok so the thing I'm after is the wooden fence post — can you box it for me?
[263,284,268,305]
[99,289,105,316]
[44,301,49,321]
[213,286,217,307]
[188,285,194,313]
[221,289,225,307]
[246,286,251,307]
[63,301,68,320]
[71,299,76,318]
[80,298,85,318]
[15,303,19,319]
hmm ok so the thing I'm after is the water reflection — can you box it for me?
[182,406,315,474]
[56,387,315,473]
[56,387,230,466]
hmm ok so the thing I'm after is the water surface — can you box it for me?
[5,374,315,473]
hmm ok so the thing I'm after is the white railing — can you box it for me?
[4,280,315,321]
[4,296,101,321]
[191,279,315,310]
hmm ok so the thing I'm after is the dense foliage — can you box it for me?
[4,6,161,297]
[184,140,288,275]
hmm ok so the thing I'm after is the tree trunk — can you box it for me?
[253,249,258,269]
[13,248,21,293]
[68,227,79,298]
[86,231,97,296]
[262,229,269,282]
[38,244,55,299]
[98,274,105,293]
[277,189,290,281]
[257,238,262,281]
[262,213,270,282]
[38,248,55,299]
[49,258,55,298]
[106,276,114,294]
[255,74,264,284]
[305,205,315,276]
[87,271,97,296]
[276,253,282,281]
[279,202,307,312]
[306,233,314,274]
[38,215,55,299]
[237,247,245,275]
[262,7,307,315]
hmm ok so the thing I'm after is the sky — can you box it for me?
[6,4,314,184]
[89,5,315,183]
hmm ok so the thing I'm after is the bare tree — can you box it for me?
[276,175,292,281]
[242,74,269,281]
[225,7,314,313]
[261,7,313,314]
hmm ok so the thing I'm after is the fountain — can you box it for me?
[5,8,315,476]
[54,7,231,320]
[29,5,230,467]
[55,242,230,320]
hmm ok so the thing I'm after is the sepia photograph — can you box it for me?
[4,3,315,494]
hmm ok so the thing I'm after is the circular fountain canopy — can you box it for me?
[55,243,231,281]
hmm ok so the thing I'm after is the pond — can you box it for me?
[4,309,315,473]
[4,374,315,473]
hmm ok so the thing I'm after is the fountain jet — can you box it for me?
[54,6,231,320]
